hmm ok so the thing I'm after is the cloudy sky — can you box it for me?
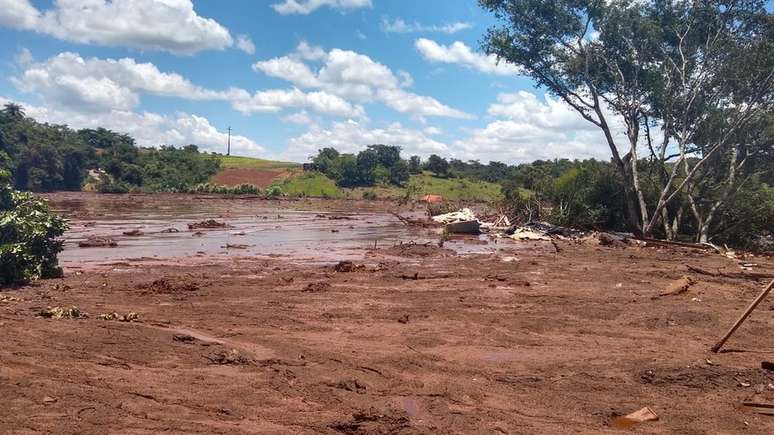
[0,0,620,163]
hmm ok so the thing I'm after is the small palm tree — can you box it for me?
[2,103,25,120]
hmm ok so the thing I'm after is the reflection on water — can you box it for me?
[48,194,503,265]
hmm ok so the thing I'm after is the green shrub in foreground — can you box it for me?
[0,183,68,286]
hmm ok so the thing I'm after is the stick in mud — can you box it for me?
[711,278,774,353]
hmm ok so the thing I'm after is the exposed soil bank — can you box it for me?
[2,193,774,433]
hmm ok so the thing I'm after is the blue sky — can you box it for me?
[0,0,622,163]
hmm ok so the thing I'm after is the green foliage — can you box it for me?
[136,145,221,191]
[408,155,422,174]
[189,183,261,195]
[0,185,68,285]
[265,185,284,198]
[362,190,378,200]
[1,105,95,192]
[548,162,626,229]
[711,184,774,251]
[311,145,410,188]
[425,154,449,177]
[0,104,222,193]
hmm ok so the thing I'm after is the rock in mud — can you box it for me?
[160,228,180,233]
[122,229,144,236]
[598,232,627,247]
[332,379,367,394]
[139,278,199,294]
[173,334,197,343]
[207,349,253,365]
[303,282,331,292]
[78,236,118,248]
[0,295,21,303]
[330,409,410,434]
[333,261,364,273]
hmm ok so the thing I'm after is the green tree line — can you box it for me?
[0,103,220,193]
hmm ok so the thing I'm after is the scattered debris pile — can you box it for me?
[39,306,87,319]
[98,312,139,322]
[187,219,230,230]
[432,208,481,235]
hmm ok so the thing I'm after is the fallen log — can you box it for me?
[687,265,774,280]
[637,237,718,251]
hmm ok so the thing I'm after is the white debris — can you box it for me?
[432,208,477,224]
[509,228,551,241]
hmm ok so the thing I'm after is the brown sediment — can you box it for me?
[2,193,774,433]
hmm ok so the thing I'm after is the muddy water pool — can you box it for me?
[46,193,507,266]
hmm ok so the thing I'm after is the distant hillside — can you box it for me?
[273,171,504,202]
[211,155,300,188]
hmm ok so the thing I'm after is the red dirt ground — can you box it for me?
[2,201,774,433]
[211,168,294,188]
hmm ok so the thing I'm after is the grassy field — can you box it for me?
[218,155,299,170]
[274,172,345,198]
[272,171,503,203]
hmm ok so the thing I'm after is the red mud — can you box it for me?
[2,194,774,433]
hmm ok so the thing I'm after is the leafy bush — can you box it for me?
[266,185,284,198]
[362,190,377,200]
[0,184,68,285]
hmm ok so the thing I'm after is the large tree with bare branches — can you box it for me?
[480,0,774,239]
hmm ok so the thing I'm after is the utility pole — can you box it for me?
[227,126,231,156]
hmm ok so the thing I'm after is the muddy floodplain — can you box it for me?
[2,193,774,434]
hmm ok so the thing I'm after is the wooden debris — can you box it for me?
[687,265,774,280]
[660,276,695,296]
[711,278,774,353]
[611,407,659,429]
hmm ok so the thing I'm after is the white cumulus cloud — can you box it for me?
[415,38,521,76]
[450,91,628,163]
[235,35,256,55]
[271,0,371,15]
[381,18,472,34]
[282,120,449,162]
[253,42,472,120]
[12,51,364,118]
[0,0,234,55]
